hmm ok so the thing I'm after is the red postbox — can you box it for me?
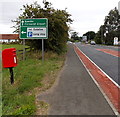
[2,48,17,68]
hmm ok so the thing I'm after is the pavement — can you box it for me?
[37,44,115,115]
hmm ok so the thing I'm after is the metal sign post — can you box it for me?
[23,39,25,60]
[42,39,44,62]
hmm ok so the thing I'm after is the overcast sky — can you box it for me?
[0,0,119,36]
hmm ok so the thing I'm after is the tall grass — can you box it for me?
[2,44,30,50]
[2,50,65,115]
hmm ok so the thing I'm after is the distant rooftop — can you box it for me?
[0,34,19,40]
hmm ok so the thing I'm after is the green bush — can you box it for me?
[94,37,102,44]
[13,1,72,54]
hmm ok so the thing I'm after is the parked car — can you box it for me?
[67,41,72,44]
[90,41,96,45]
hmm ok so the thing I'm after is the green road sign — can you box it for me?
[20,18,48,39]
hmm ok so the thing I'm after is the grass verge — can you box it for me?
[2,44,29,50]
[2,50,65,115]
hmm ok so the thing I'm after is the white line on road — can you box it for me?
[74,46,119,115]
[76,45,120,89]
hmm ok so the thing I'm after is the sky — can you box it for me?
[0,0,120,36]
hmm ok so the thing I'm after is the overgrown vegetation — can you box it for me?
[2,44,29,50]
[2,47,65,115]
[83,31,96,41]
[13,0,72,54]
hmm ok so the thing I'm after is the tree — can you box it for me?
[13,1,72,54]
[97,7,120,45]
[71,31,79,40]
[94,32,102,44]
[104,7,120,45]
[104,7,119,33]
[95,25,106,44]
[83,31,96,41]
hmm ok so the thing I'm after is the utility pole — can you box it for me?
[101,26,103,43]
[118,1,120,15]
[88,32,90,40]
[101,28,102,42]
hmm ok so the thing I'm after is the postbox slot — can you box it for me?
[12,51,16,53]
[14,57,17,63]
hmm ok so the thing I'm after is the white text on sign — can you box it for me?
[27,28,46,38]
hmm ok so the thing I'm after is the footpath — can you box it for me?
[37,44,115,115]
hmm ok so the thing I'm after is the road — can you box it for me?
[75,43,119,86]
[37,44,115,115]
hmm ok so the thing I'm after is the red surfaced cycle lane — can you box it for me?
[74,46,120,114]
[96,49,120,57]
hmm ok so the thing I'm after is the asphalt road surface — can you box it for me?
[37,44,115,115]
[75,43,119,86]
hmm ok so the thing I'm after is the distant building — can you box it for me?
[82,36,87,42]
[0,34,19,43]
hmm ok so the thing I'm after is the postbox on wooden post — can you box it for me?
[2,48,18,84]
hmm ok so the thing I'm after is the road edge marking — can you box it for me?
[76,46,120,88]
[74,45,119,115]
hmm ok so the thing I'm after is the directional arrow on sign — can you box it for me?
[20,18,48,39]
[21,21,24,26]
[21,31,26,34]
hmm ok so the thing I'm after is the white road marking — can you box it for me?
[76,45,120,88]
[74,45,119,115]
